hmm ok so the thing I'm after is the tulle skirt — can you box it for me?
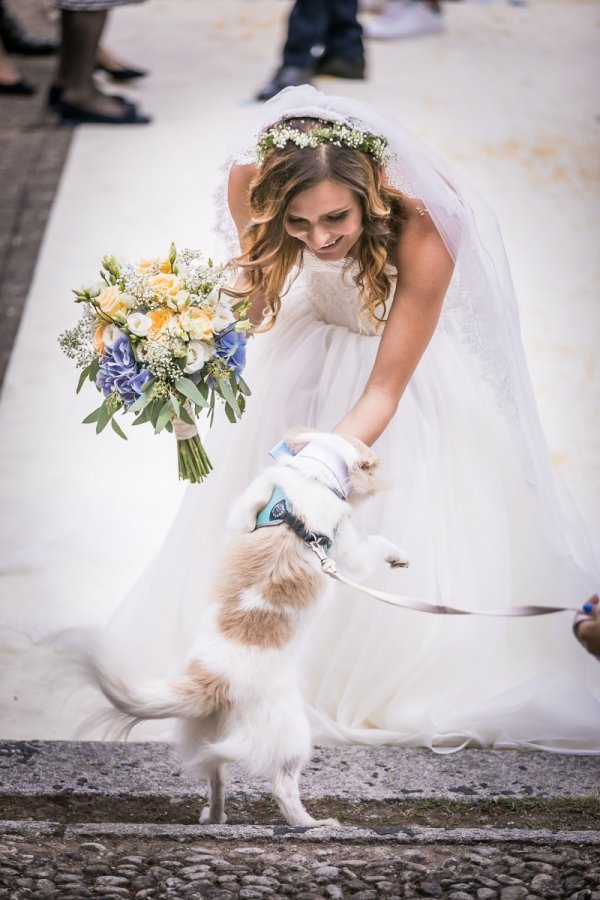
[105,271,600,753]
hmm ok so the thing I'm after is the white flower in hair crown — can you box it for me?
[256,121,389,165]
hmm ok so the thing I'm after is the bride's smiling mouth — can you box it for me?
[312,235,343,254]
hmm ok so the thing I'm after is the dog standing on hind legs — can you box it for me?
[85,429,409,827]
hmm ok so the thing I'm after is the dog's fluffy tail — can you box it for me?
[83,640,227,722]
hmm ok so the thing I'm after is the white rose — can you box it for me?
[82,280,103,298]
[203,289,221,310]
[210,307,235,333]
[184,341,212,374]
[127,312,152,337]
[103,324,124,348]
[175,290,190,311]
[119,292,136,309]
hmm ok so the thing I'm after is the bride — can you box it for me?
[100,85,600,753]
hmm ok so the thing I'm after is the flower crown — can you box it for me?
[256,120,389,166]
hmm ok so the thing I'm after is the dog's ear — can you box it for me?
[283,425,319,454]
[347,443,383,495]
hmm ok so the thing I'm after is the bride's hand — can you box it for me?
[574,595,600,658]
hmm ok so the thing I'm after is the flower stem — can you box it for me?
[177,435,212,483]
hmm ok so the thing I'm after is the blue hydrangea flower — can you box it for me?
[97,335,152,407]
[215,328,247,378]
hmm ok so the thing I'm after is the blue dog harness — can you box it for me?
[255,485,333,552]
[255,485,291,529]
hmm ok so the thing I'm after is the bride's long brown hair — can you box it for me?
[228,118,407,331]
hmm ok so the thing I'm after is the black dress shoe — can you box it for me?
[0,78,36,96]
[0,6,58,56]
[96,62,148,82]
[315,55,366,79]
[255,66,314,102]
[48,84,132,112]
[56,99,152,126]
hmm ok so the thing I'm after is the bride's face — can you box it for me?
[284,179,363,261]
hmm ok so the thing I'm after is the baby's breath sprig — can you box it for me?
[58,317,95,368]
[257,121,388,166]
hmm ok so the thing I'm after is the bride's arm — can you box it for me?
[334,210,454,445]
[227,163,268,326]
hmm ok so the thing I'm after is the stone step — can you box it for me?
[2,819,600,847]
[1,741,598,834]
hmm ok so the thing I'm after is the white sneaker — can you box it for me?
[359,0,387,11]
[363,1,445,40]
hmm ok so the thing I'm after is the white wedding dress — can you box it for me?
[102,88,600,753]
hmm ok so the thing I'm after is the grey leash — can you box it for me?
[307,541,581,617]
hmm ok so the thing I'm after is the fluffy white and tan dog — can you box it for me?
[86,429,408,827]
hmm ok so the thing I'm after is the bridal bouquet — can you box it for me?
[58,244,251,483]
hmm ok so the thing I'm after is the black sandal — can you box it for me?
[56,99,151,126]
[95,62,148,82]
[0,78,36,96]
[48,84,132,112]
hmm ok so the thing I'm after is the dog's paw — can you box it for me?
[313,817,341,827]
[200,806,228,825]
[387,547,410,569]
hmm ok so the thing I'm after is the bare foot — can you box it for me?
[0,52,23,86]
[97,45,129,73]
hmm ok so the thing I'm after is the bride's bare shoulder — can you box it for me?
[392,196,453,277]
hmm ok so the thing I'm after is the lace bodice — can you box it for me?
[296,252,395,336]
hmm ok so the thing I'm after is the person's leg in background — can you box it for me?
[256,0,326,102]
[316,0,365,79]
[53,7,149,124]
[256,0,365,102]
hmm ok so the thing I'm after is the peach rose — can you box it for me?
[182,307,213,342]
[147,273,182,299]
[97,285,126,318]
[136,257,172,275]
[147,307,175,338]
[93,322,106,354]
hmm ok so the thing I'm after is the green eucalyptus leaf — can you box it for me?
[82,405,103,425]
[218,378,241,417]
[111,418,128,440]
[175,378,209,408]
[131,408,151,426]
[178,406,195,427]
[96,401,112,434]
[76,364,92,394]
[237,376,251,397]
[155,399,174,434]
[128,388,155,414]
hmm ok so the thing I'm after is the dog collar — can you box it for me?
[255,486,333,551]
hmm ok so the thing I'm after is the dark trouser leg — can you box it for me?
[324,0,363,62]
[282,0,328,68]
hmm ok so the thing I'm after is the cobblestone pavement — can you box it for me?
[0,0,71,389]
[0,831,599,899]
